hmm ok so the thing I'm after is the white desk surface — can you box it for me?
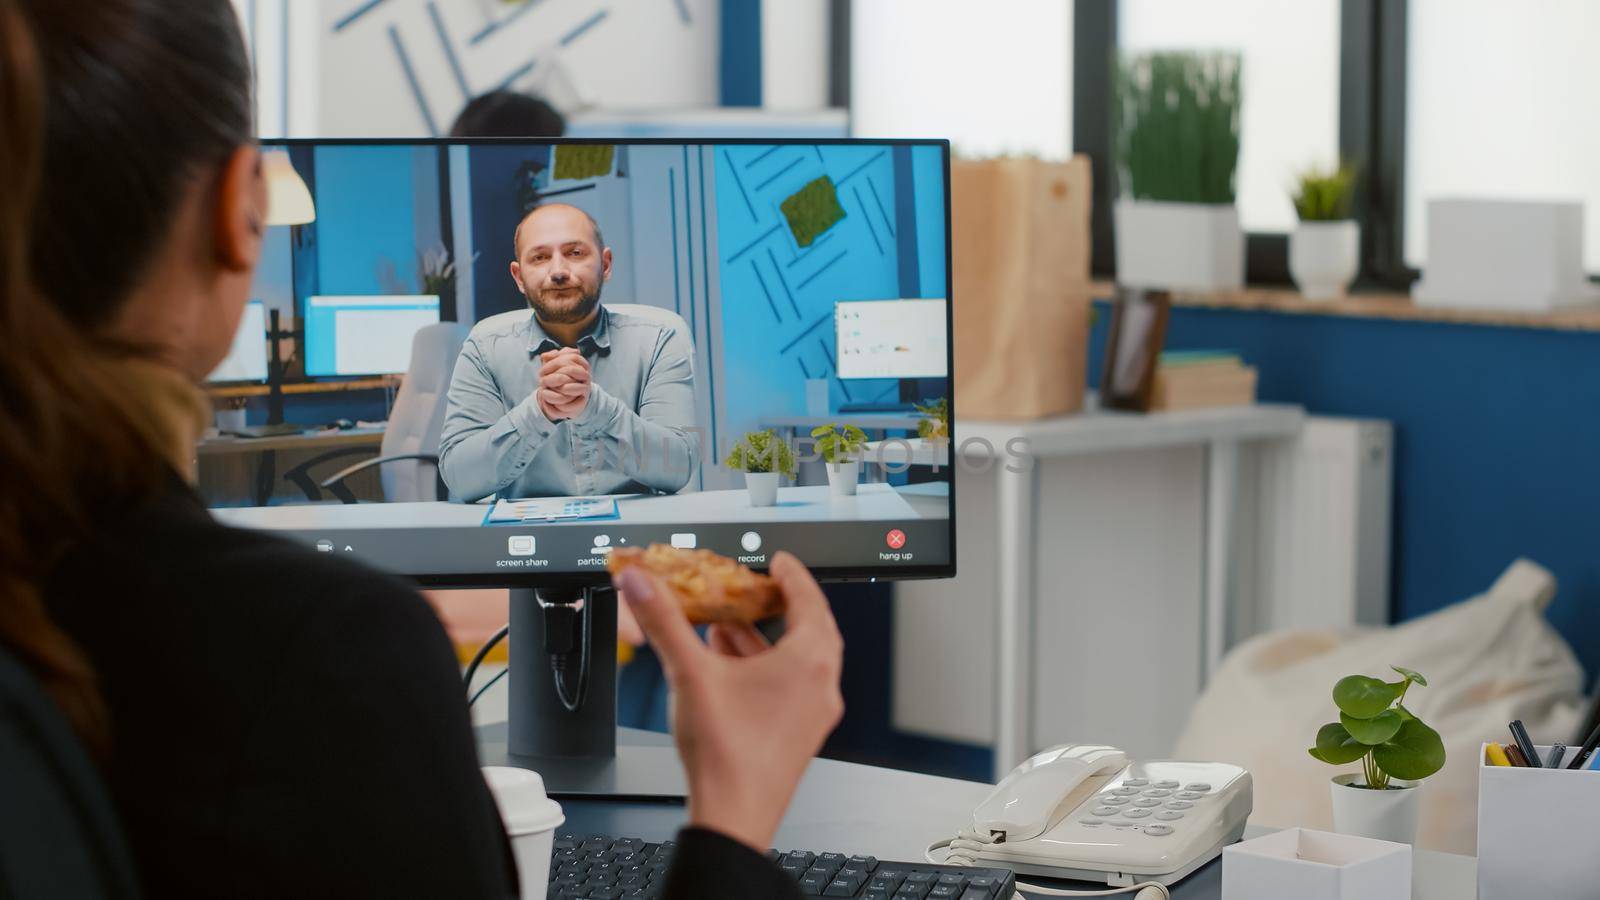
[211,483,944,530]
[541,729,1476,899]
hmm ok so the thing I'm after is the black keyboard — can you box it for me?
[549,831,1018,899]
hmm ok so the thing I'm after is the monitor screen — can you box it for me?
[305,295,442,376]
[835,299,949,380]
[206,299,268,383]
[203,139,954,586]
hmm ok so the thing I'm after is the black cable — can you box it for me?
[468,667,508,707]
[550,590,591,712]
[462,623,509,693]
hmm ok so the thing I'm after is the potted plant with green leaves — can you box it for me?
[1113,50,1244,292]
[811,423,867,496]
[915,398,949,441]
[724,430,795,507]
[1307,665,1446,844]
[1290,162,1360,300]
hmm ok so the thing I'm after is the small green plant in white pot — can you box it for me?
[1290,162,1360,300]
[811,423,867,496]
[725,430,795,507]
[1307,665,1446,844]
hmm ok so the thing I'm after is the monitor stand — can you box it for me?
[475,586,689,800]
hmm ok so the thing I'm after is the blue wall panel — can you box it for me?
[714,146,946,438]
[1089,305,1600,682]
[312,146,423,295]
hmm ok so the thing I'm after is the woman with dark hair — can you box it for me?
[0,2,837,898]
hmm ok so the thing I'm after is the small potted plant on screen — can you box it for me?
[724,430,796,508]
[811,423,867,497]
[1289,162,1360,300]
[1307,665,1446,845]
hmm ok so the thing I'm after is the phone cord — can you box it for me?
[927,829,1171,900]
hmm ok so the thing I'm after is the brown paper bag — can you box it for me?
[952,156,1093,420]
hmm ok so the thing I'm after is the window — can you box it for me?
[850,0,1073,159]
[1118,0,1342,234]
[1405,0,1600,273]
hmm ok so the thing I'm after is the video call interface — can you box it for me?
[202,140,953,580]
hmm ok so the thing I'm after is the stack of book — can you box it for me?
[1149,350,1257,411]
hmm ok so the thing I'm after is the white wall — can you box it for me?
[307,0,721,137]
[761,0,830,110]
[851,0,1073,158]
[1406,0,1600,272]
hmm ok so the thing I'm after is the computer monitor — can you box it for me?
[835,298,949,380]
[205,299,268,383]
[205,138,954,587]
[304,294,441,377]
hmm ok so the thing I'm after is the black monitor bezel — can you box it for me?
[256,136,956,587]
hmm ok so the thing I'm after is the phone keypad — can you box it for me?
[1080,775,1218,836]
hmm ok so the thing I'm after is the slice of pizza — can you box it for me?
[606,544,784,625]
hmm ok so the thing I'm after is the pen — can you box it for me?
[1567,719,1600,770]
[1485,743,1511,767]
[1509,720,1541,769]
[1545,743,1567,769]
[1504,743,1531,767]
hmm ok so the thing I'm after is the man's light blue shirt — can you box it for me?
[438,305,699,502]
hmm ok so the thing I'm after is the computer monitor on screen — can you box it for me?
[303,295,441,377]
[202,138,953,793]
[206,299,268,383]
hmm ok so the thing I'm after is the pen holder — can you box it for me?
[1477,743,1600,899]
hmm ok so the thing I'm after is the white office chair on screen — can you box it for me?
[286,321,471,503]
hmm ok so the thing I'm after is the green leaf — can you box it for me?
[1391,665,1428,687]
[810,425,833,438]
[1332,675,1401,719]
[1308,722,1370,765]
[1341,709,1404,745]
[1372,718,1447,782]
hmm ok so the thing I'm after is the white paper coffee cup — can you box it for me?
[483,766,565,900]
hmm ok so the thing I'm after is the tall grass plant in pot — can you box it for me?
[1114,51,1244,292]
[1290,163,1360,300]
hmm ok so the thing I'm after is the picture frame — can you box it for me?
[1099,287,1172,412]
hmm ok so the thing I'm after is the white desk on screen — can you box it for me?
[210,483,942,529]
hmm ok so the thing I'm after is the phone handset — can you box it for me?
[927,744,1171,900]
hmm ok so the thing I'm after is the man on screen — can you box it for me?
[439,204,698,501]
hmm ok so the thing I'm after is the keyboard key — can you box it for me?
[931,886,965,899]
[800,872,830,895]
[864,890,891,900]
[959,891,991,900]
[839,865,872,882]
[785,851,818,869]
[965,876,999,896]
[867,874,904,893]
[587,887,624,900]
[848,855,880,871]
[895,885,932,900]
[613,838,646,853]
[781,861,807,878]
[805,866,834,883]
[581,837,613,852]
[818,852,847,869]
[904,872,937,886]
[825,878,861,896]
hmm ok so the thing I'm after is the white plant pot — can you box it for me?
[1329,775,1421,845]
[826,459,860,496]
[215,407,247,433]
[1290,220,1360,300]
[1114,199,1245,292]
[744,471,779,507]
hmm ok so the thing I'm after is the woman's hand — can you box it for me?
[612,551,844,852]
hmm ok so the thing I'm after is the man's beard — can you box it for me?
[526,280,602,324]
